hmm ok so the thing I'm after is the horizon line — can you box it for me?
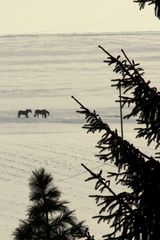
[0,30,160,38]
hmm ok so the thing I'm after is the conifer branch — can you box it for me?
[134,0,160,19]
[72,95,151,162]
[98,46,160,148]
[81,164,141,239]
[73,95,160,238]
[83,229,95,240]
[81,163,134,214]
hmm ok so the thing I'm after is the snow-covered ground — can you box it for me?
[0,32,160,239]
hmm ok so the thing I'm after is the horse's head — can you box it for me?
[43,109,49,116]
[27,109,32,113]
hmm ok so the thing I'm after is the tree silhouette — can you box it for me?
[13,168,87,240]
[134,0,160,18]
[73,46,160,240]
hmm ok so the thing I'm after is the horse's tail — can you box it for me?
[18,111,20,118]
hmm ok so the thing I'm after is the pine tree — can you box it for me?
[13,168,87,240]
[134,0,160,18]
[72,46,160,240]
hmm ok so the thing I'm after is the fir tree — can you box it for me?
[13,168,87,240]
[72,46,160,240]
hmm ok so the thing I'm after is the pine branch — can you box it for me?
[73,96,160,239]
[81,163,134,214]
[134,0,160,19]
[72,96,152,158]
[72,96,160,195]
[98,46,160,148]
[72,95,108,133]
[81,164,143,240]
[81,161,160,239]
[83,229,95,240]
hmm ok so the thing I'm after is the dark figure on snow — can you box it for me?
[18,109,32,118]
[34,109,50,118]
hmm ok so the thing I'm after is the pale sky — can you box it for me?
[0,0,159,35]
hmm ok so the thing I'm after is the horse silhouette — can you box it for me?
[34,109,50,118]
[18,109,32,118]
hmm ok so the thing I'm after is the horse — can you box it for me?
[18,109,32,118]
[34,109,50,118]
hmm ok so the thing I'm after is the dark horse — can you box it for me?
[18,109,32,118]
[34,109,50,118]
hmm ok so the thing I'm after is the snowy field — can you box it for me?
[0,32,160,239]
